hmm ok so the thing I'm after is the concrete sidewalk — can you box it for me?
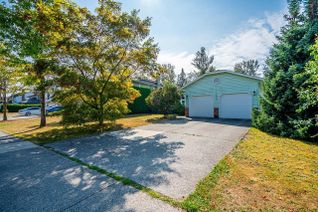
[0,131,179,212]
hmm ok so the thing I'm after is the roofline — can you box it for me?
[182,70,263,90]
[132,79,158,87]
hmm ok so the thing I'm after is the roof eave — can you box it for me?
[182,70,263,90]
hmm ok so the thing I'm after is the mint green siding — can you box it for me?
[184,73,262,109]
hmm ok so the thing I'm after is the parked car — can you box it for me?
[46,106,63,113]
[18,107,41,116]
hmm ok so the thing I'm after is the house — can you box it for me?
[11,93,39,104]
[182,70,262,119]
[10,79,157,104]
[132,79,159,89]
[11,92,53,104]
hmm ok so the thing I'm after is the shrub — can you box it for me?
[165,114,177,120]
[1,104,41,112]
[59,99,95,126]
[47,110,63,117]
[128,86,151,114]
[146,82,182,115]
[175,103,185,116]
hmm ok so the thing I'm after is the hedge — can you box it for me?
[1,104,41,112]
[128,86,152,114]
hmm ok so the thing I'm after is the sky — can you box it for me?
[76,0,287,74]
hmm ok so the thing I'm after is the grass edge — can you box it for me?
[43,145,185,210]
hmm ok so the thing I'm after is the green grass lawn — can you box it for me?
[183,128,318,211]
[0,114,163,144]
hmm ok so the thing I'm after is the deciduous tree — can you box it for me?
[55,0,159,126]
[0,45,22,121]
[158,64,176,84]
[0,0,79,127]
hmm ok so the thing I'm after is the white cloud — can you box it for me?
[158,52,194,74]
[157,10,286,75]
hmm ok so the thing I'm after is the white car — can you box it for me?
[18,107,41,116]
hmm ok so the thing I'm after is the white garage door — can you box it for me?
[220,94,252,119]
[189,96,214,118]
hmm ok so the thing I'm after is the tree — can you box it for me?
[146,81,181,115]
[192,47,215,75]
[55,0,159,126]
[158,64,176,84]
[0,0,78,127]
[177,68,187,87]
[234,60,260,76]
[186,71,199,83]
[293,38,318,140]
[0,43,26,121]
[0,45,22,121]
[253,0,318,141]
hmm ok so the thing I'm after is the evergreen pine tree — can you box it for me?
[177,68,187,87]
[254,0,318,140]
[191,47,215,75]
[234,60,260,76]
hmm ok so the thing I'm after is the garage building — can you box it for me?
[182,70,262,119]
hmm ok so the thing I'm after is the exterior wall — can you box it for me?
[132,79,158,89]
[12,92,34,104]
[12,92,53,104]
[184,73,261,112]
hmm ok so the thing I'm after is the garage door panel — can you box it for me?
[220,94,252,119]
[189,96,214,118]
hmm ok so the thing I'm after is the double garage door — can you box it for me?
[189,94,252,119]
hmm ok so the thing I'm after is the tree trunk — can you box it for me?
[40,89,46,127]
[98,107,104,127]
[3,81,7,121]
[98,116,104,127]
[98,97,104,127]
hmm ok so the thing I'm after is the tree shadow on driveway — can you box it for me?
[0,142,178,211]
[46,130,185,193]
[45,118,252,199]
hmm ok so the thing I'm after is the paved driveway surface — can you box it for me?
[0,132,178,212]
[47,119,250,199]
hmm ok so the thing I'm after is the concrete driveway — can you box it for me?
[0,132,178,212]
[47,119,250,199]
